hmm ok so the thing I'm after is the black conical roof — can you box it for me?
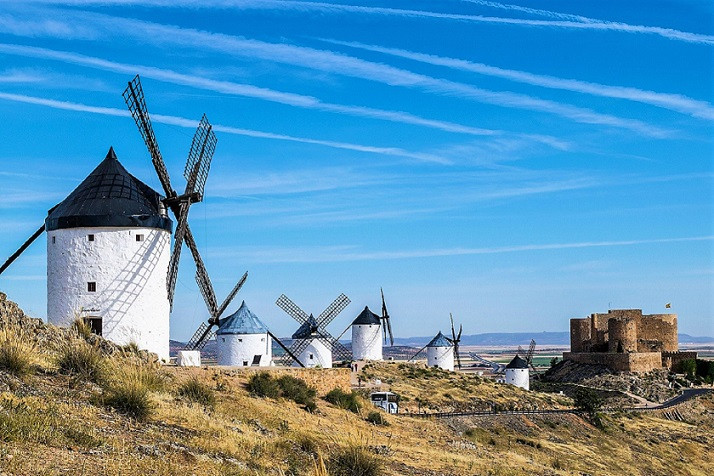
[506,355,529,369]
[352,306,381,325]
[45,148,172,232]
[292,314,320,340]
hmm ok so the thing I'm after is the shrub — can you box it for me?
[56,341,107,383]
[324,388,361,413]
[277,375,317,411]
[177,377,216,407]
[247,372,281,398]
[246,372,317,411]
[101,364,154,421]
[328,444,382,476]
[365,411,389,426]
[0,326,36,377]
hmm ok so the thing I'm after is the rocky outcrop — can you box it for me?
[0,291,157,363]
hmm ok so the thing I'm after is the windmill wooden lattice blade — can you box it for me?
[0,224,45,277]
[276,294,310,324]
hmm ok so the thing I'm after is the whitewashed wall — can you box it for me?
[505,368,529,390]
[294,339,332,368]
[216,333,272,366]
[351,324,382,361]
[427,345,454,371]
[47,226,171,360]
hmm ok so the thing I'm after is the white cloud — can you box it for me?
[0,92,451,163]
[0,11,671,136]
[324,40,714,120]
[8,0,712,44]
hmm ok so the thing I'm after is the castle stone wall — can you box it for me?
[563,351,663,372]
[638,314,677,352]
[608,317,637,353]
[569,318,591,353]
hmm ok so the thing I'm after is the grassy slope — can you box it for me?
[1,359,713,476]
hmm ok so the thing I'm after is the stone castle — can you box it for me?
[563,309,696,372]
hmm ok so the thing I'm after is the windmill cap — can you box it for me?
[427,331,451,348]
[45,147,172,232]
[217,301,268,335]
[506,355,529,369]
[352,306,381,325]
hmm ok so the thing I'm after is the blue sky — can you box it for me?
[0,0,712,340]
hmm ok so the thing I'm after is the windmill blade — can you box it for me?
[517,345,526,358]
[318,334,351,362]
[185,321,217,351]
[283,336,312,366]
[166,202,190,307]
[276,294,309,324]
[454,343,462,369]
[450,313,457,342]
[526,339,536,365]
[266,331,305,368]
[316,293,350,327]
[184,114,217,200]
[408,343,429,361]
[381,288,394,346]
[182,226,218,317]
[0,224,45,277]
[215,271,248,319]
[123,75,174,198]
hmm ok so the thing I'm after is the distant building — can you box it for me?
[426,331,454,371]
[505,355,529,390]
[215,301,272,367]
[351,306,382,361]
[564,309,696,372]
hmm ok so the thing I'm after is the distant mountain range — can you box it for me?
[394,332,714,346]
[171,332,714,356]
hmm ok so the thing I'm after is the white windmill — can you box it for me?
[215,301,272,367]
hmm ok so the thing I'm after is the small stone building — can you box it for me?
[564,309,696,372]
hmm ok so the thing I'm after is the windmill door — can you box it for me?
[251,355,262,366]
[84,316,103,336]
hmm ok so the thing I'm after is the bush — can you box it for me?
[365,411,389,426]
[324,388,361,413]
[56,341,107,383]
[247,372,281,398]
[246,372,317,411]
[0,327,36,377]
[277,375,317,411]
[328,444,382,476]
[71,317,92,339]
[177,377,215,407]
[101,364,154,421]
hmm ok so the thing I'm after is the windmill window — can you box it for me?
[221,337,225,343]
[87,282,96,292]
[52,236,56,244]
[87,234,94,242]
[136,234,144,242]
[243,361,248,366]
[309,353,314,360]
[261,338,265,342]
[238,338,243,342]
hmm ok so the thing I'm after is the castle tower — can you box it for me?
[216,301,272,367]
[46,148,172,360]
[505,355,529,390]
[351,306,382,361]
[608,317,637,353]
[426,331,454,371]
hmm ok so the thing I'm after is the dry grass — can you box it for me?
[0,350,712,475]
[0,326,38,377]
[56,339,108,383]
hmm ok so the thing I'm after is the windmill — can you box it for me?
[517,339,537,372]
[276,293,352,367]
[380,288,394,346]
[123,74,248,351]
[447,313,463,370]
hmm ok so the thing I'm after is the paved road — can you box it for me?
[408,387,713,419]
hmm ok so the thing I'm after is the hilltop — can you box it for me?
[1,292,713,475]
